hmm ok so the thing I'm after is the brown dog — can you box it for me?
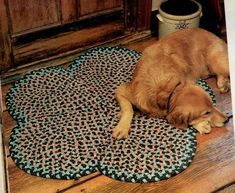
[113,28,230,140]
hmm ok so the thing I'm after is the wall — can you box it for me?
[224,0,235,133]
[152,0,164,11]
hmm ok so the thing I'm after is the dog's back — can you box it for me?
[134,28,227,81]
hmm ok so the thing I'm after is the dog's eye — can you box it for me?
[203,111,211,115]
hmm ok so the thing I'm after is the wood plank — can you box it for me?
[215,183,235,193]
[13,21,123,65]
[3,111,15,156]
[60,175,139,193]
[7,157,102,193]
[1,84,12,111]
[125,37,157,52]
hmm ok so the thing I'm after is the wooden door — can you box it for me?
[0,0,152,73]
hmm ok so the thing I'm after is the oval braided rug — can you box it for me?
[7,47,216,182]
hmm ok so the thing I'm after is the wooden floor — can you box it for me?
[2,38,235,193]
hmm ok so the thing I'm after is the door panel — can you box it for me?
[79,0,122,17]
[61,0,78,23]
[8,0,60,34]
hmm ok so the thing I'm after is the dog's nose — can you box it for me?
[224,117,230,124]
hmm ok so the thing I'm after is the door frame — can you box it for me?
[0,0,14,71]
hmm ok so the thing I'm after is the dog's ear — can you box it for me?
[166,107,189,129]
[151,76,181,110]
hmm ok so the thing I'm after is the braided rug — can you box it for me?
[7,47,216,182]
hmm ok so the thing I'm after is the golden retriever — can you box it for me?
[113,28,230,140]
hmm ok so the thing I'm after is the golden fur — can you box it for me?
[113,28,230,139]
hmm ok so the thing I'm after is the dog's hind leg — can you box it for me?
[217,74,230,93]
[207,43,230,93]
[112,84,133,140]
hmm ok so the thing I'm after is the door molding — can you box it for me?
[0,0,14,71]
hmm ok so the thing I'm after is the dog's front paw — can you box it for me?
[193,121,212,134]
[217,77,230,93]
[112,125,129,140]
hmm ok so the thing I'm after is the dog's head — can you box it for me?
[166,84,228,133]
